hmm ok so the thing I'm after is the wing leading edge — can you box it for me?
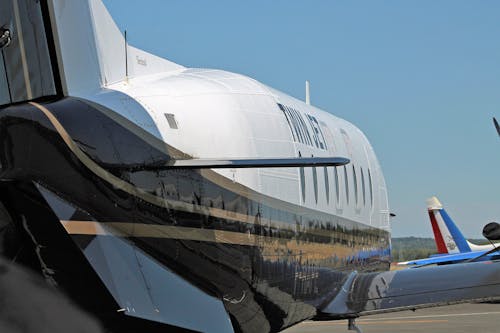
[398,250,500,266]
[99,157,350,171]
[318,260,500,319]
[169,157,350,169]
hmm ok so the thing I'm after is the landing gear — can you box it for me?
[348,318,363,333]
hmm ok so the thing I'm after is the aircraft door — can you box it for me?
[0,0,58,106]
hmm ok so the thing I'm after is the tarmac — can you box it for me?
[282,303,500,333]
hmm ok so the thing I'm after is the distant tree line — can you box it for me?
[391,237,486,261]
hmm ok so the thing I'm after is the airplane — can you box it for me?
[398,196,499,266]
[1,1,500,333]
[427,196,497,254]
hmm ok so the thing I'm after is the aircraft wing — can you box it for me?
[397,250,495,266]
[102,156,350,171]
[318,260,500,319]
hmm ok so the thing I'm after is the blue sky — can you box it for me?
[103,1,500,238]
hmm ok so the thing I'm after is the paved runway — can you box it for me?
[282,303,500,333]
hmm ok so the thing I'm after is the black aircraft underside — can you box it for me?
[1,97,500,333]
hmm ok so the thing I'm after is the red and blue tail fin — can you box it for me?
[427,197,471,254]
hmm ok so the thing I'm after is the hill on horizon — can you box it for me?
[390,236,488,262]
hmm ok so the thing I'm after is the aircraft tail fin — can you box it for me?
[426,196,471,254]
[0,0,183,105]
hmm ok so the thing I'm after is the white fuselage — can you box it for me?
[81,68,390,232]
[47,0,390,232]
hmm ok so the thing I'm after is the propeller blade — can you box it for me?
[493,117,500,137]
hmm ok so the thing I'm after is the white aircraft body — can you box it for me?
[44,0,391,231]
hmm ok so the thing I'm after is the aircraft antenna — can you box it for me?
[124,30,128,83]
[305,80,310,105]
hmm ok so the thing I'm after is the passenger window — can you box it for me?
[278,103,313,146]
[324,166,329,204]
[299,152,306,203]
[334,167,340,204]
[312,156,318,204]
[361,167,366,206]
[352,165,358,205]
[368,169,373,207]
[343,166,349,205]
